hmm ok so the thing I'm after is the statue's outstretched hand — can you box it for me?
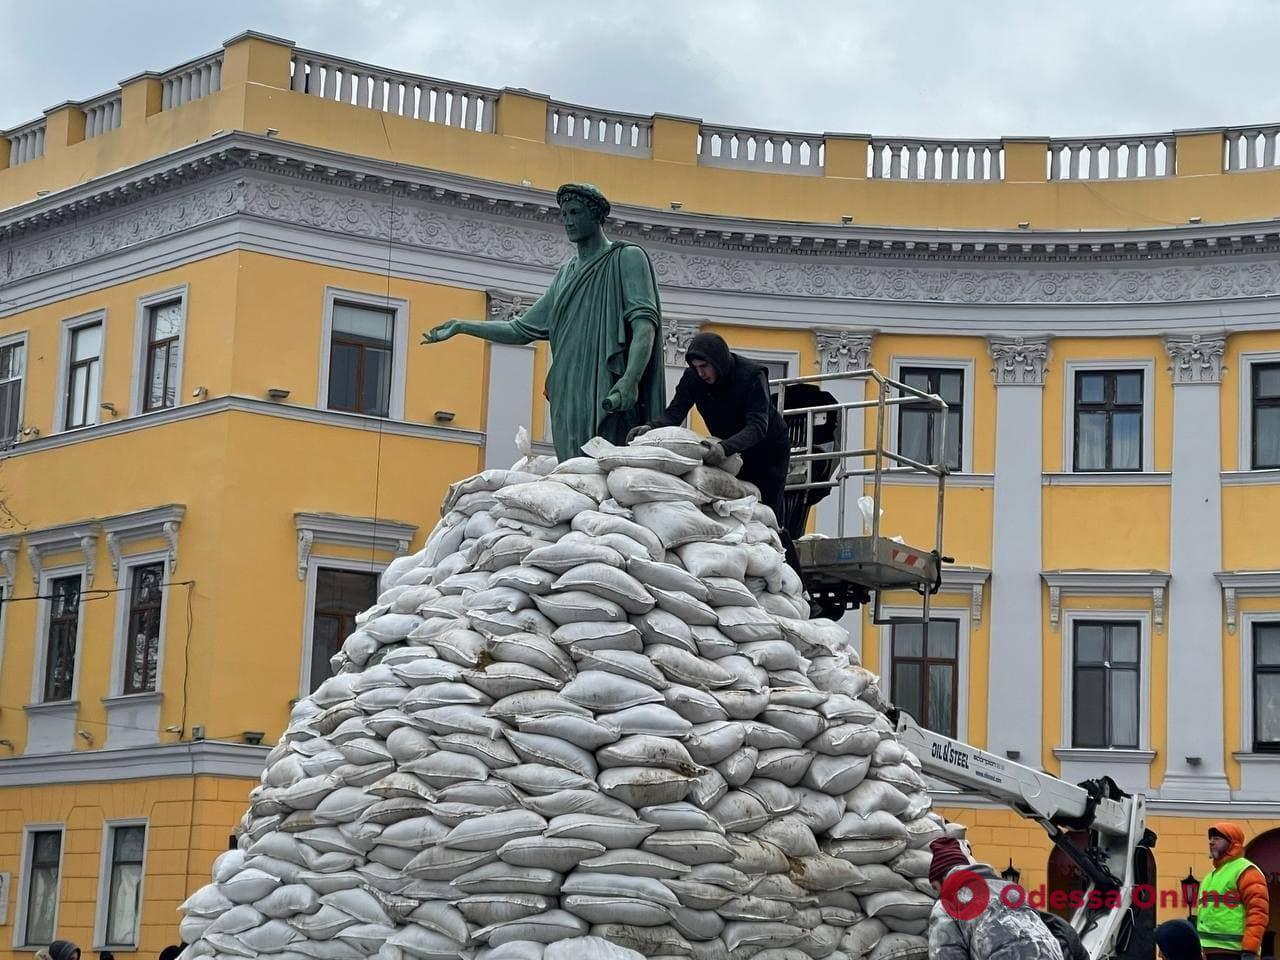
[603,379,639,414]
[422,320,460,345]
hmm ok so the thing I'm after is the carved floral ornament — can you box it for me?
[814,330,873,376]
[1164,332,1227,384]
[6,159,1280,309]
[987,335,1052,386]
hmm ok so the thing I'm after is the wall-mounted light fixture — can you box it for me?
[266,388,290,401]
[1188,216,1202,225]
[841,215,854,224]
[242,730,265,746]
[434,410,456,423]
[1017,221,1030,229]
[670,201,683,210]
[191,386,208,400]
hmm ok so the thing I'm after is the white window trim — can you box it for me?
[299,554,385,699]
[94,818,149,950]
[0,331,29,444]
[1238,611,1280,756]
[13,823,65,949]
[0,536,16,701]
[130,284,188,417]
[1062,358,1156,473]
[1057,608,1153,753]
[736,347,801,387]
[318,287,409,420]
[889,356,976,474]
[1237,350,1280,472]
[31,564,87,705]
[877,605,970,743]
[109,550,172,699]
[54,310,107,433]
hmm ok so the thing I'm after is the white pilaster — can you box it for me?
[484,290,536,469]
[812,329,873,657]
[1161,332,1231,799]
[987,335,1052,767]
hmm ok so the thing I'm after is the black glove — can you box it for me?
[626,424,652,443]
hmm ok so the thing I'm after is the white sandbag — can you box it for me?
[554,564,655,614]
[599,703,693,738]
[220,868,281,904]
[722,920,805,952]
[827,838,909,866]
[488,690,590,722]
[754,748,813,786]
[647,645,734,689]
[490,566,558,596]
[684,465,758,501]
[597,735,700,774]
[649,587,719,625]
[631,501,725,549]
[634,610,698,653]
[626,556,710,599]
[459,893,554,926]
[867,932,929,960]
[499,835,607,873]
[664,684,729,724]
[630,426,707,461]
[715,746,758,786]
[463,663,564,699]
[551,472,610,501]
[607,467,709,507]
[440,809,549,851]
[494,763,597,795]
[586,923,693,958]
[386,923,464,960]
[553,620,644,653]
[678,542,749,580]
[598,766,697,807]
[589,441,701,476]
[803,754,871,795]
[708,792,770,832]
[739,779,799,818]
[534,591,628,625]
[494,482,597,527]
[702,577,758,607]
[253,883,321,918]
[504,730,599,779]
[488,633,575,680]
[753,815,821,857]
[685,721,747,766]
[573,513,665,561]
[563,671,665,711]
[525,539,627,574]
[476,909,589,945]
[845,780,910,817]
[718,608,785,644]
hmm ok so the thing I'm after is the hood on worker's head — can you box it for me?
[685,332,734,380]
[1209,821,1245,862]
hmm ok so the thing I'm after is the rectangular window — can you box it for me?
[103,824,145,946]
[1253,622,1280,752]
[23,830,62,946]
[890,619,959,738]
[310,568,379,693]
[327,302,394,417]
[1251,362,1280,470]
[1071,620,1140,748]
[124,563,164,695]
[43,576,81,702]
[899,367,963,471]
[1073,370,1143,472]
[142,300,182,412]
[65,321,103,430]
[0,338,24,444]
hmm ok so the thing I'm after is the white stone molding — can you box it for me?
[1041,570,1171,630]
[814,329,873,375]
[1214,570,1280,633]
[988,335,1052,386]
[294,512,417,580]
[662,319,702,366]
[940,566,991,626]
[1165,332,1227,384]
[0,535,18,587]
[100,504,185,582]
[25,520,100,587]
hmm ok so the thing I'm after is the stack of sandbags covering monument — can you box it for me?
[178,427,963,960]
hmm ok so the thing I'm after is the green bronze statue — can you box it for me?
[422,183,666,461]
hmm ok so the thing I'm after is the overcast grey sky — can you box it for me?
[3,1,1279,139]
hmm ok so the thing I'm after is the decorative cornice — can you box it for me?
[988,335,1052,386]
[1165,332,1227,384]
[25,521,100,587]
[101,504,186,581]
[0,739,269,786]
[662,319,702,366]
[1041,569,1171,630]
[1214,570,1280,633]
[0,535,18,586]
[295,512,417,580]
[939,566,991,626]
[814,329,873,376]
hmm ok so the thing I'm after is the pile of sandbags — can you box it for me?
[178,426,962,960]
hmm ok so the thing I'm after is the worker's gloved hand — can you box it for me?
[422,320,460,344]
[626,424,651,443]
[603,379,639,415]
[701,439,727,465]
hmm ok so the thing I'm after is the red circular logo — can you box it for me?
[941,868,991,921]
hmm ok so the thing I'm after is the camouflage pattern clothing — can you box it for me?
[928,864,1065,960]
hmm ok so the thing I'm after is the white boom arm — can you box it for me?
[895,712,1151,960]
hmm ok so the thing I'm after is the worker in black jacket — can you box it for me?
[628,332,798,569]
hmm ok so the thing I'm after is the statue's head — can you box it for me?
[556,183,610,242]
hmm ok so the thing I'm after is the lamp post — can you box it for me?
[1181,867,1200,921]
[1001,859,1021,886]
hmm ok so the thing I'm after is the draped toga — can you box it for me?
[507,241,667,461]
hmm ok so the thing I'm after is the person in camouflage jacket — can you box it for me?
[927,838,1065,960]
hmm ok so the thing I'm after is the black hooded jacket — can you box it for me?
[649,332,791,505]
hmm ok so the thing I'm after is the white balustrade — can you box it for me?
[6,121,46,167]
[868,139,1003,181]
[1224,125,1280,172]
[1048,135,1174,180]
[290,49,497,133]
[161,53,223,111]
[697,125,824,175]
[83,95,123,139]
[547,102,651,157]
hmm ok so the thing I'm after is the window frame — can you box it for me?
[13,823,65,949]
[1059,608,1152,753]
[1062,359,1155,473]
[131,285,188,417]
[1240,351,1280,472]
[94,818,148,950]
[55,310,107,433]
[1069,618,1142,749]
[889,357,975,474]
[0,331,29,447]
[1240,614,1280,754]
[887,617,961,738]
[318,287,408,421]
[298,554,385,698]
[877,605,970,742]
[110,551,171,699]
[35,568,85,705]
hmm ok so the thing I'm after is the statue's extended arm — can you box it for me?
[421,318,534,346]
[603,319,657,413]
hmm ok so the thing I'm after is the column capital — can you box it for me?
[662,318,702,366]
[1165,332,1226,385]
[486,288,530,321]
[988,335,1052,386]
[813,328,873,376]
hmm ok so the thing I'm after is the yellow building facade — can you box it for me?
[1,28,1279,956]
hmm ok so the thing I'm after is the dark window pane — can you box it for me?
[937,371,964,405]
[311,568,379,692]
[899,410,930,466]
[892,623,923,657]
[362,346,392,417]
[1256,364,1280,399]
[0,380,19,443]
[1111,412,1142,470]
[1109,669,1139,748]
[1256,625,1280,665]
[903,371,931,392]
[1256,674,1280,747]
[1078,374,1106,404]
[106,825,145,946]
[125,563,164,695]
[25,830,61,946]
[927,621,958,659]
[944,409,962,471]
[1254,408,1280,470]
[1075,624,1106,663]
[45,575,81,702]
[1076,413,1107,470]
[1110,624,1140,664]
[927,663,956,738]
[1114,372,1143,405]
[1073,667,1107,747]
[328,343,360,411]
[892,662,922,723]
[0,341,23,381]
